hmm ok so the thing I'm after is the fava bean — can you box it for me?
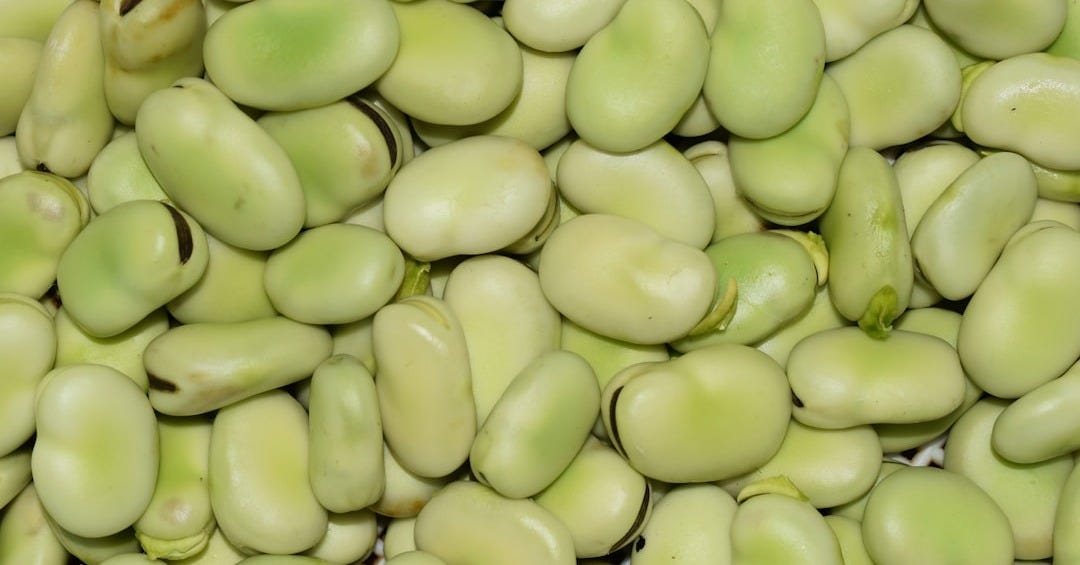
[994,361,1080,463]
[0,485,67,565]
[0,445,31,511]
[303,510,377,564]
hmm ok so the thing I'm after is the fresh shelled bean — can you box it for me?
[4,0,1080,563]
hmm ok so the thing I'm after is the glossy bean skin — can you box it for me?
[993,361,1080,463]
[630,484,735,565]
[730,488,843,565]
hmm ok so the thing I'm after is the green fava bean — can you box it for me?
[1028,161,1080,203]
[1030,198,1080,229]
[0,445,31,510]
[168,234,276,324]
[135,77,304,251]
[827,25,961,150]
[86,133,168,215]
[923,0,1066,60]
[993,361,1080,463]
[98,0,205,72]
[0,170,89,298]
[143,316,332,415]
[375,0,520,125]
[204,0,397,111]
[471,351,599,499]
[443,255,560,425]
[819,147,913,337]
[877,307,982,452]
[730,484,843,565]
[565,0,709,153]
[383,135,552,262]
[705,0,825,139]
[54,306,167,392]
[308,355,384,512]
[945,398,1073,560]
[912,152,1038,300]
[727,75,849,226]
[33,364,158,538]
[957,224,1080,398]
[535,437,651,558]
[963,54,1080,171]
[501,0,625,53]
[0,485,68,565]
[756,285,848,368]
[304,510,377,564]
[0,0,73,41]
[386,551,448,565]
[412,46,575,152]
[258,97,403,227]
[331,316,376,374]
[787,327,966,429]
[99,555,164,565]
[829,461,906,521]
[209,391,327,554]
[824,515,874,565]
[0,38,41,136]
[0,135,24,178]
[384,518,417,559]
[539,214,716,345]
[373,295,475,479]
[235,557,332,565]
[371,442,449,518]
[414,481,576,565]
[102,36,206,126]
[1048,0,1080,59]
[0,294,55,457]
[44,516,140,565]
[684,141,767,242]
[719,420,882,509]
[16,0,114,179]
[673,231,821,351]
[134,416,214,561]
[56,201,208,338]
[560,318,669,404]
[894,141,981,235]
[862,467,1015,564]
[602,344,791,483]
[556,138,715,249]
[1056,463,1080,563]
[812,0,917,62]
[630,484,735,565]
[170,528,245,565]
[264,223,404,325]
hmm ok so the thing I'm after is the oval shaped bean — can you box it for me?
[862,467,1014,564]
[98,0,204,72]
[502,0,626,53]
[0,171,89,298]
[539,214,716,345]
[0,485,67,565]
[134,416,214,561]
[85,133,168,215]
[33,364,158,538]
[204,0,398,111]
[719,420,882,509]
[945,398,1073,559]
[135,77,304,251]
[383,135,552,262]
[144,316,332,415]
[536,437,651,558]
[993,361,1080,463]
[557,138,714,248]
[630,484,734,565]
[209,390,326,554]
[963,54,1080,171]
[893,141,981,236]
[308,355,384,512]
[824,515,874,565]
[471,351,598,499]
[923,0,1066,60]
[374,295,475,478]
[704,0,825,139]
[383,518,418,560]
[264,223,404,325]
[167,234,276,324]
[414,481,575,565]
[957,223,1080,397]
[684,141,767,243]
[42,512,140,565]
[727,75,849,226]
[0,294,55,457]
[819,147,913,337]
[304,510,377,564]
[371,443,449,519]
[730,488,843,565]
[812,0,916,61]
[827,25,961,150]
[602,344,791,483]
[787,327,966,428]
[375,0,521,125]
[565,0,709,153]
[912,152,1038,299]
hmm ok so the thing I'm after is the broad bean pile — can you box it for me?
[2,0,1080,564]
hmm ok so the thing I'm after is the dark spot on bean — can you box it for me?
[119,0,142,16]
[608,386,627,457]
[348,96,399,170]
[147,373,178,392]
[162,202,193,264]
[35,163,49,173]
[612,482,651,554]
[635,536,646,552]
[791,391,804,408]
